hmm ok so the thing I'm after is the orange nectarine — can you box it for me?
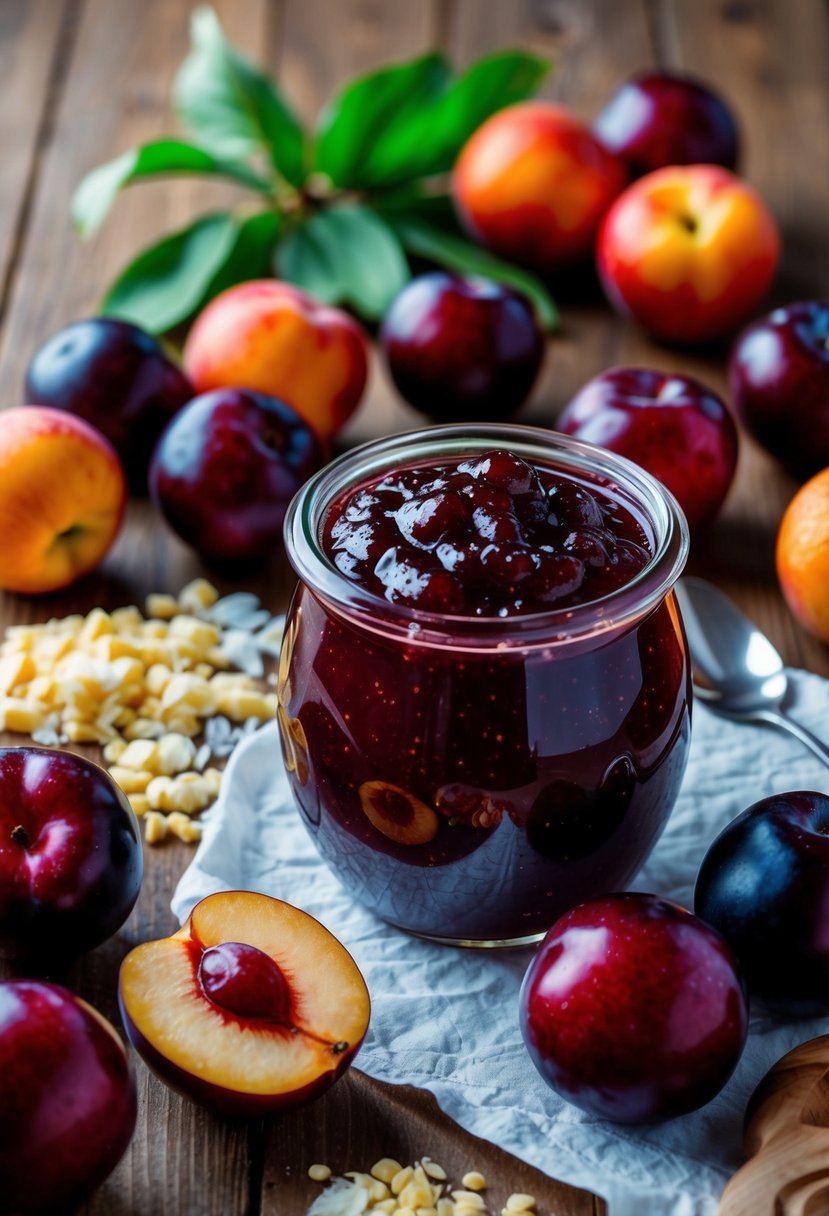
[183,281,370,442]
[0,407,126,594]
[453,101,627,272]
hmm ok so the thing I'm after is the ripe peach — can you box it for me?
[119,890,370,1116]
[452,101,628,272]
[597,164,780,343]
[183,281,370,441]
[0,407,126,594]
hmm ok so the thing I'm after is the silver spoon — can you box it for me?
[675,575,829,767]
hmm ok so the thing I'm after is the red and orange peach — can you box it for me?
[452,101,627,273]
[596,164,780,343]
[0,406,126,594]
[183,281,370,442]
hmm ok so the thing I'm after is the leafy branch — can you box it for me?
[72,7,556,333]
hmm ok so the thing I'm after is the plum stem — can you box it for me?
[10,825,29,848]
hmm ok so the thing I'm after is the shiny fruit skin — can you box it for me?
[695,791,829,1017]
[728,301,829,479]
[24,317,193,493]
[0,407,126,595]
[380,273,545,422]
[594,71,739,177]
[519,892,748,1123]
[776,468,829,642]
[0,980,136,1216]
[149,388,322,567]
[183,280,369,441]
[557,366,738,530]
[597,164,780,343]
[0,747,142,962]
[453,101,628,272]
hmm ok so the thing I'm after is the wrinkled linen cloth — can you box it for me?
[173,669,829,1216]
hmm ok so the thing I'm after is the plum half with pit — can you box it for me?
[25,318,193,492]
[149,388,322,568]
[118,890,370,1115]
[557,367,738,531]
[380,273,545,423]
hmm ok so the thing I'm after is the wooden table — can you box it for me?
[1,0,827,1212]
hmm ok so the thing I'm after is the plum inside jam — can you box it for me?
[322,449,651,616]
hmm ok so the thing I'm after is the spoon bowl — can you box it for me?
[676,576,829,766]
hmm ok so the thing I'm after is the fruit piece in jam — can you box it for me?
[323,449,652,616]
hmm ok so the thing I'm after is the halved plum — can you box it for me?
[118,890,370,1116]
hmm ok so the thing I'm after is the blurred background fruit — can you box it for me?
[557,367,738,531]
[594,70,739,176]
[597,164,780,343]
[729,301,829,479]
[182,281,369,442]
[24,318,192,493]
[380,273,545,423]
[776,468,829,641]
[452,101,627,273]
[0,407,126,594]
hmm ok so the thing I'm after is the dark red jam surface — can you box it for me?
[322,449,652,616]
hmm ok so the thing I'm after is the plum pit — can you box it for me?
[198,941,292,1023]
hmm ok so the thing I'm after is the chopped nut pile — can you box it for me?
[306,1157,538,1216]
[0,579,284,845]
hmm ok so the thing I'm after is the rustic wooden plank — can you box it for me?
[0,0,70,322]
[653,0,829,674]
[269,1069,605,1216]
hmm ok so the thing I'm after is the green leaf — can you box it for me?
[276,205,410,319]
[174,7,307,185]
[101,213,243,332]
[390,214,558,331]
[71,139,272,238]
[419,51,550,173]
[314,50,549,191]
[314,53,452,189]
[203,210,281,298]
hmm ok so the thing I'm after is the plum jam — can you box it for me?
[281,426,690,945]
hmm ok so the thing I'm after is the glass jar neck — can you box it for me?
[283,424,689,653]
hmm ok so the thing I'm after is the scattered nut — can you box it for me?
[308,1164,332,1183]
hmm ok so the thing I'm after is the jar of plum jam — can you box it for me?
[280,425,690,946]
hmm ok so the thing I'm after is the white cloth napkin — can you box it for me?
[172,670,829,1216]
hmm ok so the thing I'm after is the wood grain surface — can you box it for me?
[268,1069,604,1216]
[0,1,827,1213]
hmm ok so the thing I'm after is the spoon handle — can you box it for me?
[756,709,829,768]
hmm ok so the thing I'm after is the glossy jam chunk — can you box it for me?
[322,449,651,615]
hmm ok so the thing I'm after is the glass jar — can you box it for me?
[280,424,690,946]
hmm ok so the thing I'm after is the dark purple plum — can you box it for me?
[695,790,829,1017]
[728,301,829,479]
[380,273,545,423]
[25,318,193,492]
[149,389,322,567]
[594,70,739,177]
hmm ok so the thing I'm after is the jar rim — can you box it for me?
[283,423,690,650]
